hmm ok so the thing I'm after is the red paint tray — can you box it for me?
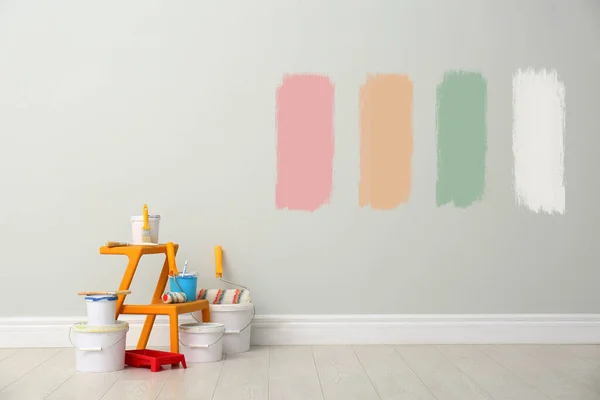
[125,349,187,372]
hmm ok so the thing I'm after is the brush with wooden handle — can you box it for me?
[105,241,128,248]
[78,290,131,296]
[105,241,158,248]
[141,204,152,243]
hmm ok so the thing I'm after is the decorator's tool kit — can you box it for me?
[71,204,254,373]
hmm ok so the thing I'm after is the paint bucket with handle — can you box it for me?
[193,246,254,354]
[169,273,197,303]
[164,242,196,303]
[70,321,129,372]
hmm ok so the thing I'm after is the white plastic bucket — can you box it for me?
[208,304,254,354]
[130,215,161,244]
[85,295,117,326]
[179,322,225,363]
[71,321,129,372]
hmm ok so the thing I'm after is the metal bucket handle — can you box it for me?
[164,274,190,303]
[170,274,185,294]
[68,326,129,352]
[224,303,255,334]
[218,277,248,290]
[190,311,202,324]
[216,277,254,333]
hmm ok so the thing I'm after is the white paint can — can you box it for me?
[130,214,161,244]
[85,295,117,326]
[71,321,129,372]
[207,303,254,354]
[179,322,225,363]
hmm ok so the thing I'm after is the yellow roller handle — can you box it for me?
[215,245,223,278]
[167,242,178,275]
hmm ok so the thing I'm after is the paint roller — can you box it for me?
[196,245,251,304]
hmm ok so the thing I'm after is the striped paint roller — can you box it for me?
[162,292,187,304]
[197,288,251,304]
[202,245,251,304]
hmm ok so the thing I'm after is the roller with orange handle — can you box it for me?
[215,245,223,278]
[166,242,179,276]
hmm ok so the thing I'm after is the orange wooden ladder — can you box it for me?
[100,243,210,354]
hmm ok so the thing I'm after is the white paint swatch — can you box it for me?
[512,68,566,214]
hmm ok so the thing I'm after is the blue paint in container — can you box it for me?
[169,273,197,302]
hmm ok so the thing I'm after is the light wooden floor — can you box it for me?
[0,345,599,399]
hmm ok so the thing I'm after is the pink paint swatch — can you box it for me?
[276,74,334,211]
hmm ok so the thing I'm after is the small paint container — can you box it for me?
[130,214,161,244]
[169,273,197,303]
[85,295,117,326]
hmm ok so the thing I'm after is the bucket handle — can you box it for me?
[170,274,185,293]
[225,303,255,334]
[218,277,248,290]
[164,275,190,303]
[68,326,129,352]
[216,277,254,333]
[179,330,225,349]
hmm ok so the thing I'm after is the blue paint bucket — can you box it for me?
[169,273,197,302]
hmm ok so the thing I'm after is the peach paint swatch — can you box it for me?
[276,74,334,211]
[359,74,413,209]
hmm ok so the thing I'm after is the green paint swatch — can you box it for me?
[436,71,487,207]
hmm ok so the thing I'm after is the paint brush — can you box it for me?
[78,290,131,296]
[105,241,158,248]
[105,241,128,248]
[141,204,152,243]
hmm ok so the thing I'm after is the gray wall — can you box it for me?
[0,0,598,317]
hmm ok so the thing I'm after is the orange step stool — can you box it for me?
[100,243,210,354]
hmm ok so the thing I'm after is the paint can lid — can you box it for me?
[130,215,161,221]
[179,322,225,334]
[170,271,197,278]
[176,272,197,278]
[72,321,129,333]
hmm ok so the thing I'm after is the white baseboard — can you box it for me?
[0,314,599,348]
